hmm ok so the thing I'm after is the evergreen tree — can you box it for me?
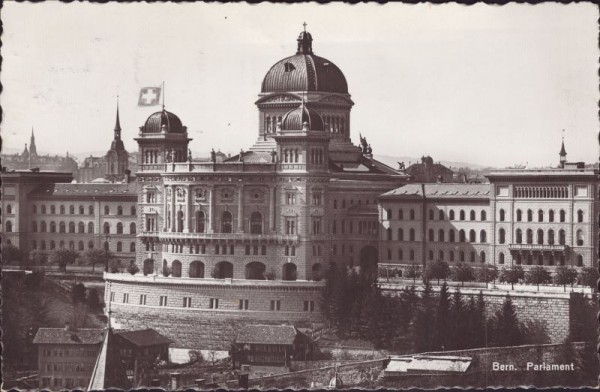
[473,291,487,348]
[448,288,466,349]
[492,295,523,347]
[413,281,435,353]
[432,283,451,351]
[71,282,87,304]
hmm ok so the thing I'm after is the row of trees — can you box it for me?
[386,260,598,290]
[1,243,121,272]
[322,265,553,353]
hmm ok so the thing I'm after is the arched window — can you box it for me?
[470,210,476,221]
[32,205,37,214]
[79,205,84,215]
[409,228,416,241]
[130,242,136,252]
[5,221,13,232]
[516,229,522,244]
[549,210,554,222]
[577,210,584,223]
[69,205,75,215]
[409,209,415,220]
[480,251,486,263]
[89,205,94,215]
[559,229,566,245]
[481,211,487,221]
[516,209,522,222]
[59,222,66,233]
[459,251,465,262]
[88,241,94,250]
[50,221,56,233]
[104,205,110,215]
[69,240,75,250]
[41,221,47,232]
[449,229,455,242]
[51,205,56,214]
[428,229,434,241]
[221,211,233,233]
[398,228,404,241]
[438,229,445,242]
[117,242,122,252]
[459,210,465,221]
[459,230,466,242]
[560,209,566,222]
[88,222,94,233]
[214,261,234,279]
[282,263,297,281]
[538,209,544,222]
[41,205,47,214]
[143,259,155,275]
[499,209,505,222]
[398,209,404,220]
[50,240,56,250]
[387,228,393,241]
[537,229,544,245]
[470,252,476,263]
[189,261,205,278]
[196,211,206,233]
[130,222,136,234]
[428,209,434,220]
[548,229,555,245]
[31,220,39,232]
[60,205,65,214]
[576,230,584,246]
[499,228,506,244]
[172,260,182,277]
[499,252,505,264]
[449,210,455,220]
[469,230,476,242]
[78,241,84,251]
[117,206,123,215]
[103,241,109,251]
[577,255,584,267]
[7,205,13,214]
[177,211,184,232]
[69,222,75,233]
[250,212,263,234]
[116,222,123,234]
[480,230,487,243]
[527,209,533,222]
[387,209,392,220]
[439,210,444,220]
[526,229,533,244]
[103,222,110,234]
[131,206,136,215]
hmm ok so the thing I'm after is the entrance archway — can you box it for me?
[189,261,205,278]
[143,259,155,275]
[282,263,297,281]
[245,262,266,280]
[214,261,233,279]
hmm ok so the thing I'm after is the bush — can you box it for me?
[405,264,421,280]
[424,260,450,284]
[554,267,577,290]
[452,263,475,285]
[577,267,599,289]
[109,259,123,273]
[476,265,498,283]
[525,266,552,288]
[265,268,276,280]
[499,265,524,286]
[71,283,87,304]
[127,261,140,275]
[87,288,103,311]
[162,265,171,277]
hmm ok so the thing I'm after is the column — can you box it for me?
[170,186,177,233]
[184,185,191,233]
[269,185,276,232]
[163,185,169,231]
[208,186,215,233]
[237,184,244,232]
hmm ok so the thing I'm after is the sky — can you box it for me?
[1,2,597,168]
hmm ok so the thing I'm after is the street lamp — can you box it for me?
[104,235,112,272]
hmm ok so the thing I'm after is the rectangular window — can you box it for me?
[286,219,296,234]
[303,300,315,312]
[159,295,168,306]
[270,300,281,311]
[209,298,219,309]
[110,291,115,302]
[123,293,129,303]
[286,192,296,205]
[183,297,192,308]
[312,192,322,205]
[239,299,249,310]
[230,245,235,255]
[139,294,147,305]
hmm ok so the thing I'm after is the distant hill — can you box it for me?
[374,154,493,171]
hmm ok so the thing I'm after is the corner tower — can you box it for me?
[253,27,355,153]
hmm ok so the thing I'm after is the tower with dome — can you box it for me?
[105,28,407,350]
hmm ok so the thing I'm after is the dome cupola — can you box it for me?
[281,102,324,132]
[141,109,185,134]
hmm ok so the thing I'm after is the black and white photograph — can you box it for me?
[1,2,598,389]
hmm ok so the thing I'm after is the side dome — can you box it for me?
[261,31,348,94]
[141,110,184,134]
[281,104,324,132]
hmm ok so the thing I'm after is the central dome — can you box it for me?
[142,110,184,134]
[261,31,348,94]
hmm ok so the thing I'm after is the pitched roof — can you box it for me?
[236,324,299,345]
[33,328,105,345]
[381,183,491,200]
[115,328,172,347]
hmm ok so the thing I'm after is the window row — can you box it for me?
[513,208,583,223]
[32,239,135,252]
[32,204,135,216]
[514,186,569,199]
[386,248,487,263]
[332,198,376,209]
[387,228,488,243]
[31,221,136,234]
[511,228,585,246]
[386,208,488,222]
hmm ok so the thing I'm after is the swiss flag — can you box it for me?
[138,87,161,106]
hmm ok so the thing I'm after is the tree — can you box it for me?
[577,267,598,290]
[405,264,421,284]
[29,248,47,266]
[499,265,524,289]
[424,260,450,285]
[490,295,523,347]
[81,248,113,273]
[162,264,171,277]
[48,248,79,271]
[71,282,87,304]
[87,287,103,312]
[448,289,467,350]
[127,261,140,275]
[432,283,451,351]
[109,259,123,273]
[2,243,22,265]
[413,281,435,352]
[452,263,475,286]
[525,266,552,290]
[553,267,578,292]
[476,265,498,283]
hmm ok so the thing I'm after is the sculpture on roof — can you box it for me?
[165,150,172,163]
[366,144,372,155]
[271,149,277,163]
[239,149,244,162]
[188,148,192,162]
[398,161,405,170]
[359,133,368,154]
[210,148,216,163]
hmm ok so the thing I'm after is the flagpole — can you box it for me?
[162,81,165,110]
